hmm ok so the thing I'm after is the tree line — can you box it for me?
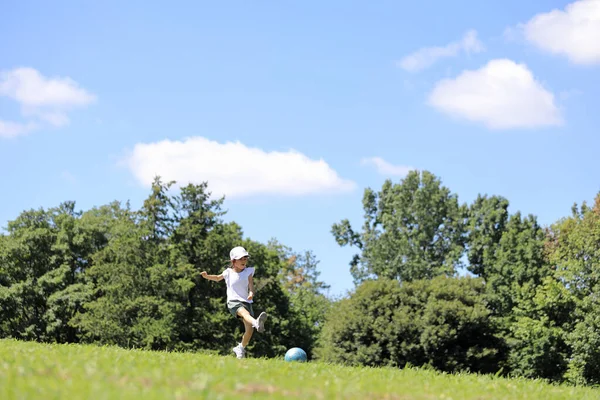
[0,178,329,358]
[1,171,599,386]
[323,170,600,386]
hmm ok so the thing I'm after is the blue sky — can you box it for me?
[1,0,599,297]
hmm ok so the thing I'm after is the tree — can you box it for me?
[465,194,510,278]
[332,170,467,284]
[71,198,189,350]
[70,179,200,350]
[315,276,503,373]
[267,240,332,357]
[0,202,97,343]
[485,212,549,317]
[142,176,177,242]
[545,194,600,385]
[469,210,560,380]
[505,276,574,382]
[163,180,229,351]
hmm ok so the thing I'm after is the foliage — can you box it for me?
[0,201,97,343]
[315,276,503,374]
[267,240,332,357]
[545,195,600,385]
[0,176,327,359]
[326,171,600,385]
[4,170,600,387]
[332,170,467,284]
[465,194,509,278]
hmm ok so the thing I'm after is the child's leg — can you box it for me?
[236,308,255,346]
[236,307,256,327]
[236,305,268,333]
[241,319,254,347]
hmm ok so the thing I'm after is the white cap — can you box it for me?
[230,246,249,260]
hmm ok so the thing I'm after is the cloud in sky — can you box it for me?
[428,58,562,130]
[0,67,96,138]
[123,136,356,198]
[397,30,485,72]
[0,120,38,139]
[518,0,600,65]
[504,0,600,65]
[361,157,414,177]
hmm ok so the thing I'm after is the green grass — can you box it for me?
[1,339,599,399]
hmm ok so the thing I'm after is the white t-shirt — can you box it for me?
[222,267,255,303]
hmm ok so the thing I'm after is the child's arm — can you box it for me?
[247,274,255,300]
[201,271,224,282]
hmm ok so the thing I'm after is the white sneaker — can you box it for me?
[232,343,245,359]
[254,312,268,333]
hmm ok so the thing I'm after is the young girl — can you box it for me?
[200,246,268,359]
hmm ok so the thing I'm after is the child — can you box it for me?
[200,246,268,359]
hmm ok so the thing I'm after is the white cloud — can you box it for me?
[361,157,414,177]
[24,109,71,127]
[397,30,485,72]
[521,0,600,65]
[0,120,38,138]
[428,59,562,130]
[0,67,95,107]
[122,136,356,198]
[0,67,96,137]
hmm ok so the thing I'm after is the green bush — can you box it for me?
[315,276,504,374]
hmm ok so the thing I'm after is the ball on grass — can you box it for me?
[284,347,307,362]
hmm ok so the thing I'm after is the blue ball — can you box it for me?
[284,347,307,362]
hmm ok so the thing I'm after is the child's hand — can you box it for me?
[247,291,254,300]
[200,271,207,278]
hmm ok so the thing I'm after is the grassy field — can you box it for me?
[1,339,599,399]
